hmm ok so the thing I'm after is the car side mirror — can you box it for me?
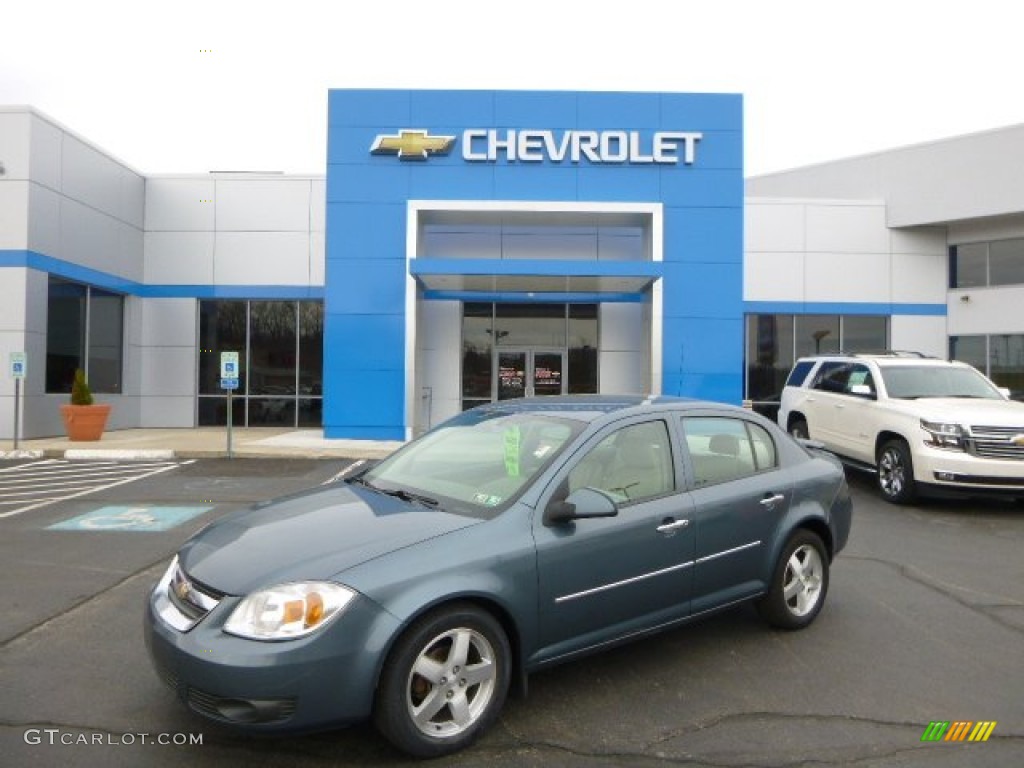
[544,487,619,525]
[849,384,876,399]
[997,387,1012,399]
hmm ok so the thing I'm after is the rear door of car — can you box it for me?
[678,413,794,615]
[531,415,695,663]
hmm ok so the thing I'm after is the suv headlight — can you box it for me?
[920,420,967,451]
[224,582,356,640]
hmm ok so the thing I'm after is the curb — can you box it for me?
[0,449,45,460]
[63,449,177,461]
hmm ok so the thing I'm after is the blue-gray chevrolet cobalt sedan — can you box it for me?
[145,395,852,757]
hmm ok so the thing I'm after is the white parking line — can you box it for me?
[0,460,194,519]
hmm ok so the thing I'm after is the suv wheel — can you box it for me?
[877,439,916,504]
[789,418,809,440]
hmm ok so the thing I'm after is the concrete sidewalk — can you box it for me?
[0,427,403,461]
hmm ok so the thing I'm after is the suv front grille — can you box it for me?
[969,425,1024,460]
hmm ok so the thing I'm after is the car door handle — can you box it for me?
[656,518,690,533]
[760,494,785,507]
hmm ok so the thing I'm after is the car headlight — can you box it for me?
[920,419,967,451]
[223,582,356,641]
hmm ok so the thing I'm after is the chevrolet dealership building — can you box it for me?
[2,89,1023,441]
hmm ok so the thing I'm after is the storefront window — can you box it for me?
[45,277,123,394]
[568,304,598,394]
[989,239,1024,287]
[951,239,1024,289]
[745,314,890,416]
[197,300,323,426]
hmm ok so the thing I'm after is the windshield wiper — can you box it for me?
[346,476,439,508]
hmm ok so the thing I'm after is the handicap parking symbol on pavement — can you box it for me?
[48,505,213,532]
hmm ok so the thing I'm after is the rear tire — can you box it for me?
[758,530,829,630]
[877,438,917,504]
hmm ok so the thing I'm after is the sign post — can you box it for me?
[9,352,26,450]
[220,352,240,459]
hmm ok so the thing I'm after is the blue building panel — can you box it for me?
[325,204,406,259]
[325,259,407,313]
[494,91,580,127]
[325,88,744,438]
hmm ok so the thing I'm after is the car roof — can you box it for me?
[467,394,742,423]
[796,353,968,368]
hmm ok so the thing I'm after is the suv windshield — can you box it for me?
[359,410,584,518]
[880,365,1002,400]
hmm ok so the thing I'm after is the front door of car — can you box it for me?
[679,415,793,615]
[532,418,695,663]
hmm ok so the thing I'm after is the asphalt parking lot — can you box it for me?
[1,458,1021,767]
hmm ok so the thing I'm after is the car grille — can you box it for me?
[969,425,1024,460]
[167,562,222,625]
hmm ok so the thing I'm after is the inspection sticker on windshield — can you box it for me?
[503,426,521,477]
[473,493,503,507]
[48,505,213,532]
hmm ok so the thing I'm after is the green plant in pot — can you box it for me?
[60,368,112,441]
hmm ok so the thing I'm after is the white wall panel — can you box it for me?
[310,179,326,233]
[144,232,216,284]
[27,183,61,256]
[215,179,312,232]
[57,197,120,270]
[141,347,196,396]
[600,303,643,351]
[145,178,216,231]
[213,232,311,284]
[891,252,947,304]
[141,298,197,347]
[422,231,501,259]
[139,397,194,427]
[805,204,889,254]
[310,231,326,286]
[890,226,947,256]
[28,113,62,189]
[745,201,805,252]
[600,350,645,394]
[744,251,805,301]
[0,181,29,249]
[947,285,1024,335]
[0,111,31,179]
[61,134,128,221]
[503,232,597,261]
[805,252,891,302]
[0,268,27,332]
[890,316,947,359]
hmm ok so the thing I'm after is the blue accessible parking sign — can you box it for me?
[48,505,213,532]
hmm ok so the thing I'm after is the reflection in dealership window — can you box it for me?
[197,300,324,426]
[45,277,124,394]
[951,334,1024,400]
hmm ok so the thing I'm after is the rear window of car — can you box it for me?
[785,361,816,387]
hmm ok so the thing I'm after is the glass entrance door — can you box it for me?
[497,349,566,400]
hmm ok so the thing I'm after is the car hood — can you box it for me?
[905,397,1024,426]
[177,484,481,596]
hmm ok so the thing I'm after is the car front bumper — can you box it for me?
[913,443,1024,493]
[144,573,401,733]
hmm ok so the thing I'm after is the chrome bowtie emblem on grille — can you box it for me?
[174,577,192,602]
[370,129,456,160]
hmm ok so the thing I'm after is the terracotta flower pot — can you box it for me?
[60,403,112,441]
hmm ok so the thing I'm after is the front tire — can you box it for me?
[373,604,511,758]
[877,438,917,504]
[758,530,829,630]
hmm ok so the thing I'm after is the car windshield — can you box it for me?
[880,365,1003,400]
[357,410,584,518]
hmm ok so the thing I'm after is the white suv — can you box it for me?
[777,352,1024,503]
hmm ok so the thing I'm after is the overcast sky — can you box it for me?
[3,0,1021,177]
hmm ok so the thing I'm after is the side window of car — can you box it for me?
[785,360,816,387]
[682,417,774,488]
[567,420,674,504]
[812,362,852,393]
[844,364,875,395]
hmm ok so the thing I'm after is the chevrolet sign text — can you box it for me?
[462,130,702,165]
